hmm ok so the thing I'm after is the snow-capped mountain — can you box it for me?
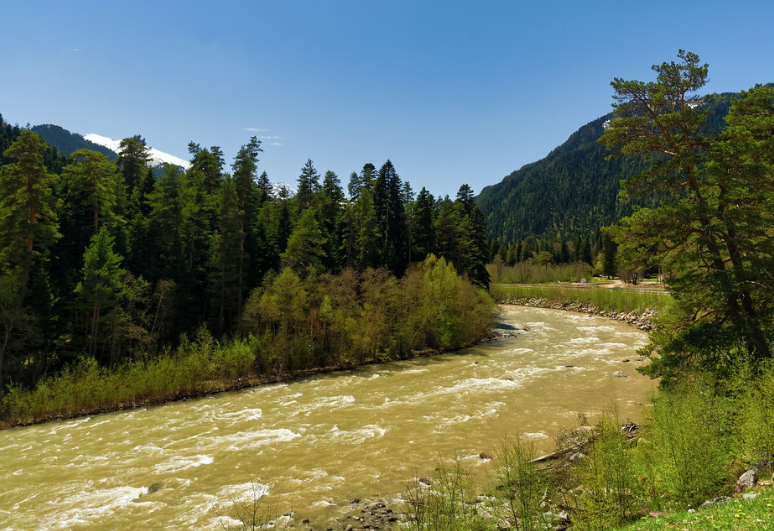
[270,181,297,198]
[84,133,191,170]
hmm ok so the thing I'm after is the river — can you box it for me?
[0,306,655,530]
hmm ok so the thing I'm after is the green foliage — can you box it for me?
[720,358,774,467]
[404,456,490,531]
[492,435,550,531]
[569,408,641,530]
[492,284,671,314]
[601,52,774,374]
[0,130,61,283]
[635,380,733,509]
[612,487,774,531]
[489,259,592,285]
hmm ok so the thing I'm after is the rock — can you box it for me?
[569,452,585,463]
[147,482,163,494]
[743,492,759,500]
[754,458,773,470]
[479,452,493,460]
[612,371,627,377]
[736,469,759,492]
[700,495,732,509]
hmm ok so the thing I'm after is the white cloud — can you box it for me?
[243,127,268,133]
[65,47,83,52]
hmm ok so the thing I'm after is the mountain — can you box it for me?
[31,124,117,159]
[84,133,191,170]
[30,121,295,196]
[475,115,646,243]
[270,181,297,198]
[476,94,735,244]
[32,125,191,171]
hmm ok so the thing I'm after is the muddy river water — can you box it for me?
[0,306,656,529]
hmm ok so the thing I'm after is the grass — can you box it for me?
[491,283,672,314]
[615,484,774,530]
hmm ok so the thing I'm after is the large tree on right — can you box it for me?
[600,50,774,378]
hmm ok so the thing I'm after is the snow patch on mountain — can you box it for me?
[270,182,297,198]
[84,133,191,170]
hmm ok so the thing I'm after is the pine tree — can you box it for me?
[231,137,264,316]
[374,160,408,274]
[74,227,127,360]
[296,159,320,213]
[0,130,61,304]
[409,187,436,263]
[116,135,151,192]
[281,207,327,274]
[209,176,243,335]
[63,149,123,235]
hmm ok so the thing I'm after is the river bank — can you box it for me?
[0,307,654,530]
[0,339,490,430]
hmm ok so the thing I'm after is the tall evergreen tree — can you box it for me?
[374,160,408,274]
[281,207,327,274]
[603,60,774,370]
[296,159,320,213]
[74,227,127,361]
[231,137,264,314]
[409,187,436,263]
[116,136,151,192]
[0,130,61,303]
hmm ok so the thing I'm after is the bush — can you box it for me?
[404,456,490,531]
[568,407,641,530]
[491,435,550,531]
[634,380,733,509]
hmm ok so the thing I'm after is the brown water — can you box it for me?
[0,306,655,530]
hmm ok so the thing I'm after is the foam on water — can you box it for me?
[42,484,150,529]
[218,481,271,502]
[153,454,214,473]
[213,428,302,452]
[213,407,264,423]
[327,424,387,443]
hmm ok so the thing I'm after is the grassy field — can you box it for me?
[491,283,672,314]
[615,484,774,530]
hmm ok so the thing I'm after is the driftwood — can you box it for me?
[531,442,585,463]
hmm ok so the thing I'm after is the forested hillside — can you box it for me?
[31,124,117,159]
[0,116,492,395]
[477,96,735,244]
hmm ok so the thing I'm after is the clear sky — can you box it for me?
[3,0,773,198]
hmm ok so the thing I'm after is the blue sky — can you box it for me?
[3,1,773,198]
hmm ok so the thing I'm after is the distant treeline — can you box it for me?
[0,117,491,392]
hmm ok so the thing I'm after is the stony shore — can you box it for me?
[500,297,656,331]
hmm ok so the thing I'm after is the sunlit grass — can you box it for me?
[614,485,774,530]
[491,284,672,313]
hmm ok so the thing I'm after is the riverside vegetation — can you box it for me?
[0,255,494,426]
[0,114,494,424]
[397,51,774,531]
